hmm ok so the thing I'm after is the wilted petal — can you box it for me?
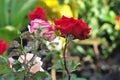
[30,61,44,74]
[18,53,34,63]
[8,57,15,68]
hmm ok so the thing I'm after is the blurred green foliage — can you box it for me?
[0,0,38,43]
[65,0,120,59]
[64,74,87,80]
[0,56,12,74]
[0,0,120,79]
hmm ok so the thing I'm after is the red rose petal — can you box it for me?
[54,16,91,40]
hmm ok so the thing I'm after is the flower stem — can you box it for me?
[63,42,70,80]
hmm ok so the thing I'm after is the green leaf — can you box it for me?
[10,0,24,26]
[34,71,51,80]
[0,64,12,75]
[48,59,64,72]
[64,74,87,80]
[0,56,12,75]
[0,26,18,43]
[12,0,38,28]
[0,0,9,27]
[12,60,22,71]
[0,73,16,80]
[0,72,25,80]
[66,60,80,72]
[76,46,86,55]
[0,56,7,63]
[100,23,112,31]
[35,71,49,78]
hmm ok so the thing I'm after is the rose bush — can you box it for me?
[0,6,91,80]
[27,7,46,21]
[53,16,91,80]
[0,15,91,80]
[54,16,91,40]
[0,40,8,55]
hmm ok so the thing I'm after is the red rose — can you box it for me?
[115,15,120,21]
[54,16,91,40]
[27,7,46,21]
[0,40,8,55]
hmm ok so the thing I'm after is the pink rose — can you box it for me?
[27,19,56,41]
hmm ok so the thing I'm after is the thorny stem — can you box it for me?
[63,41,71,80]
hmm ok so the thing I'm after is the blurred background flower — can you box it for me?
[27,7,46,21]
[0,40,8,55]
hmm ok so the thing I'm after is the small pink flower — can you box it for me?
[8,57,15,68]
[8,53,44,74]
[18,53,44,73]
[30,57,44,73]
[27,19,56,41]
